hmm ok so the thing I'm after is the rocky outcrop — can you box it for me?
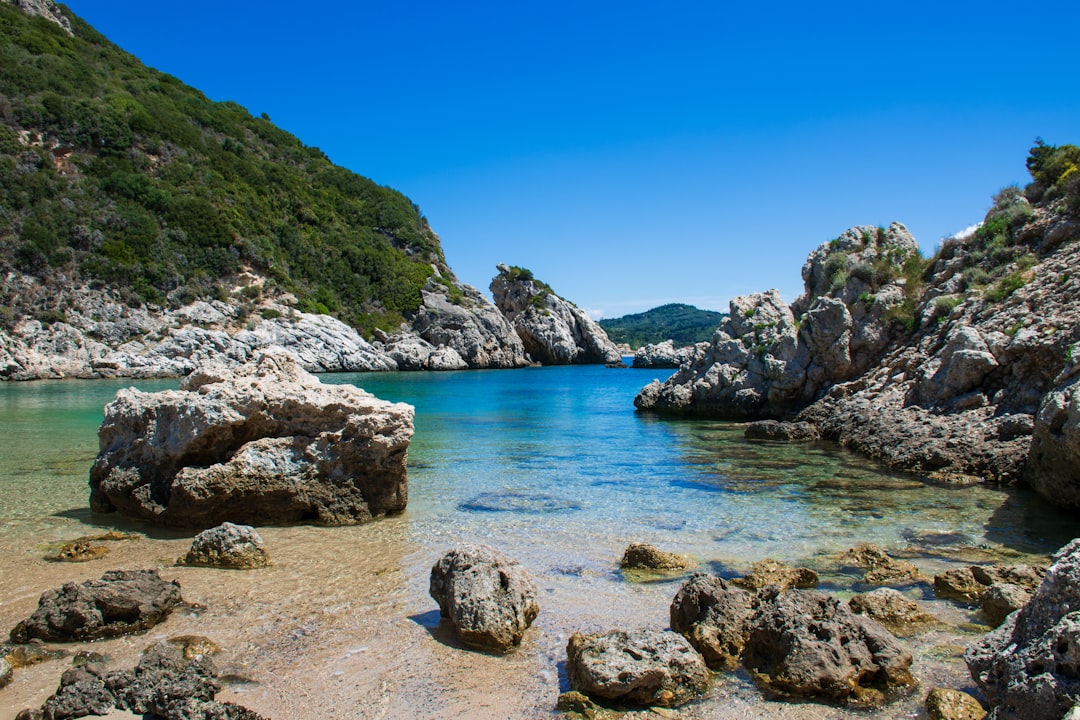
[490,264,621,365]
[744,419,820,442]
[634,188,1080,503]
[565,628,709,708]
[0,270,536,380]
[966,538,1080,720]
[10,569,182,643]
[180,523,270,569]
[410,281,530,369]
[88,351,414,528]
[636,224,918,417]
[428,544,539,653]
[743,588,915,706]
[632,340,705,369]
[669,574,754,670]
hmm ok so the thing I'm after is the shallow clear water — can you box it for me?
[0,366,1076,719]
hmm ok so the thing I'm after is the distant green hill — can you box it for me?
[598,303,726,349]
[0,4,448,336]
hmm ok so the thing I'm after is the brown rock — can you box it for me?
[669,573,754,670]
[732,558,819,591]
[926,687,987,720]
[841,543,921,585]
[849,588,938,636]
[620,543,691,571]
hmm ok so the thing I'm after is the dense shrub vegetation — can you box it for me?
[0,5,444,335]
[598,303,727,348]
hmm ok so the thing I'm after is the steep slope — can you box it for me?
[637,141,1080,506]
[0,1,530,377]
[598,303,727,349]
[0,1,440,334]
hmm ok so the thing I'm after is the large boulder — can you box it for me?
[428,544,539,653]
[966,538,1080,720]
[669,573,754,670]
[490,264,621,365]
[742,589,915,706]
[10,569,182,643]
[565,628,709,708]
[88,350,414,528]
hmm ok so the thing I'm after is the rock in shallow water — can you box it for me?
[181,522,269,569]
[743,588,915,706]
[88,350,414,529]
[429,544,539,653]
[620,543,690,571]
[669,573,753,670]
[10,569,182,643]
[566,628,709,708]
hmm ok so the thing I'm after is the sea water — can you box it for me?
[0,366,1074,719]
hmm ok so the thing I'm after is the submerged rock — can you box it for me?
[429,544,539,653]
[669,573,754,670]
[620,543,690,571]
[490,264,621,365]
[565,628,709,708]
[849,588,938,636]
[743,588,915,706]
[966,538,1080,720]
[744,420,820,442]
[732,558,819,592]
[89,350,414,528]
[841,543,921,585]
[10,569,182,643]
[181,523,269,569]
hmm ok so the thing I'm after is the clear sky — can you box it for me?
[63,1,1080,319]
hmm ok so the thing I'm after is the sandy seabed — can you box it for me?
[0,514,997,720]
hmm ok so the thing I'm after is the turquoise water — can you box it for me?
[2,365,1077,719]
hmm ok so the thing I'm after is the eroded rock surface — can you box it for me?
[10,569,182,643]
[966,538,1080,720]
[428,544,539,653]
[669,573,754,670]
[565,628,709,708]
[89,351,414,528]
[620,543,690,571]
[743,588,915,706]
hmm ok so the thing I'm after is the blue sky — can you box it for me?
[64,1,1080,318]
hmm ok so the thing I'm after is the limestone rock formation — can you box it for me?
[744,420,820,442]
[490,264,621,365]
[632,340,705,369]
[669,573,754,670]
[180,523,270,569]
[379,331,468,371]
[565,628,709,708]
[743,588,915,705]
[89,350,414,528]
[10,569,182,643]
[428,544,539,653]
[1027,372,1080,509]
[966,538,1080,720]
[410,281,530,369]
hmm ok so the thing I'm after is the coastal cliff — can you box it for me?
[490,264,622,365]
[637,142,1080,507]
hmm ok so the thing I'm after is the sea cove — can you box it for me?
[1,366,1074,719]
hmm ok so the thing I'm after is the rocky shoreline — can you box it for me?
[1,264,620,382]
[635,190,1080,511]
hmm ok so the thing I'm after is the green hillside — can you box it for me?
[598,303,726,349]
[0,4,447,335]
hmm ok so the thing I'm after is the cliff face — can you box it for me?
[636,143,1080,507]
[490,264,622,365]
